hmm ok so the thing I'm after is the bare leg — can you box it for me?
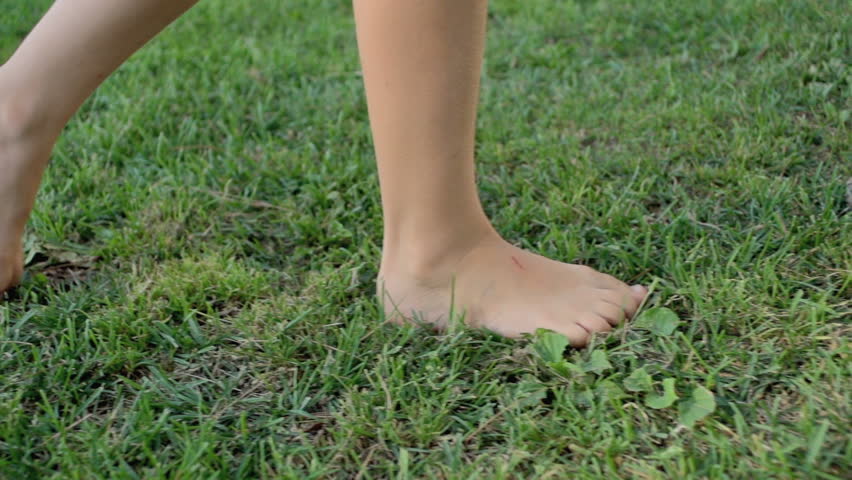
[354,0,647,345]
[0,0,199,292]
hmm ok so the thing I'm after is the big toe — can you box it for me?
[629,285,648,305]
[599,284,646,319]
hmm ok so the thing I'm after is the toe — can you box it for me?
[551,321,592,348]
[576,312,613,335]
[595,300,626,326]
[601,286,643,319]
[629,284,648,305]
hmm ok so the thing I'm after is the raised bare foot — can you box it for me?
[0,86,56,295]
[378,233,647,346]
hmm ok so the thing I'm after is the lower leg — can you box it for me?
[353,0,495,278]
[0,0,199,292]
[354,0,646,344]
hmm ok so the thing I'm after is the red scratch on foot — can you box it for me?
[511,256,525,270]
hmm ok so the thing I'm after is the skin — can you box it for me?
[0,0,199,291]
[1,0,646,346]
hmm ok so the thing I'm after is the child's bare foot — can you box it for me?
[379,232,647,346]
[0,86,56,295]
[0,247,24,294]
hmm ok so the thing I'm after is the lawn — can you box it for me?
[1,0,850,478]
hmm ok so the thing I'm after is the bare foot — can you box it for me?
[0,247,24,294]
[379,234,647,346]
[0,89,56,295]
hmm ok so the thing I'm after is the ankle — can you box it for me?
[379,215,500,283]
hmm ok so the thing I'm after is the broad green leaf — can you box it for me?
[678,385,716,427]
[596,380,627,401]
[583,350,613,374]
[548,360,584,378]
[533,329,569,363]
[634,307,680,336]
[624,367,653,392]
[646,378,678,409]
[576,389,595,407]
[513,378,548,408]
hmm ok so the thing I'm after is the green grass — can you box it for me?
[1,0,850,477]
